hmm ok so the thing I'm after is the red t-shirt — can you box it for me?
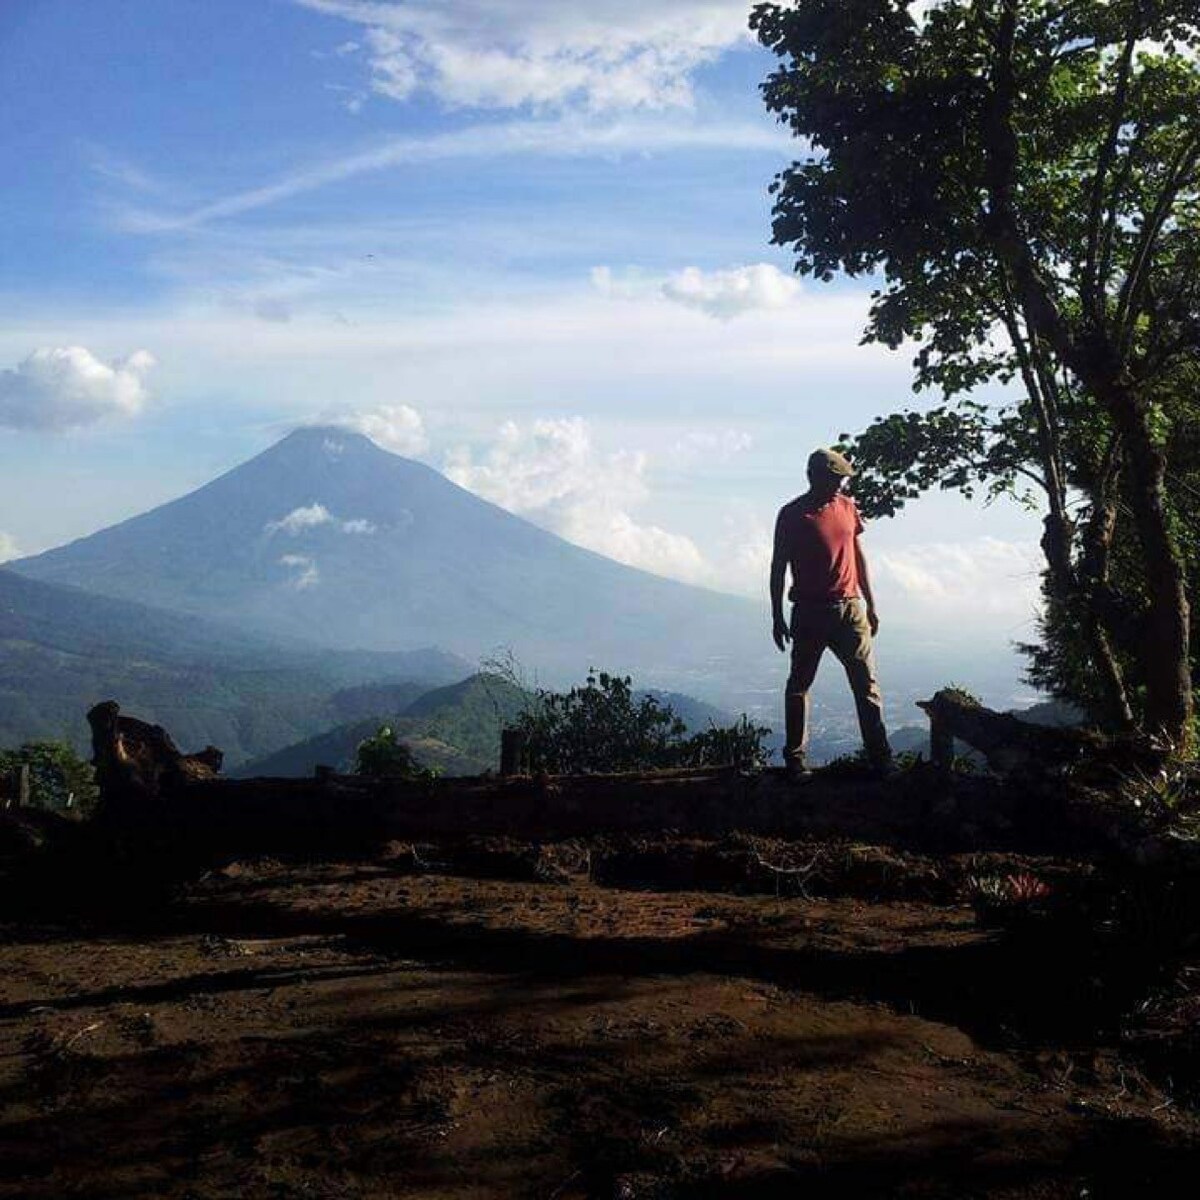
[774,492,864,603]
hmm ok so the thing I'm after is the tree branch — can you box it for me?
[983,0,1081,372]
[1083,17,1138,321]
[1097,124,1148,302]
[1116,135,1200,355]
[999,277,1069,518]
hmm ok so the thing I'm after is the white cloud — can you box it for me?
[876,538,1042,625]
[0,532,18,563]
[445,417,709,583]
[591,262,802,319]
[265,503,376,536]
[266,503,335,535]
[279,553,321,589]
[556,506,708,583]
[297,0,751,113]
[0,346,154,432]
[661,264,800,319]
[331,403,429,455]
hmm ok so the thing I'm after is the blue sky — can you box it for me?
[0,0,1044,674]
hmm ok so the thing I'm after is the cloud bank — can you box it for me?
[0,532,18,563]
[0,346,154,432]
[446,417,708,583]
[331,404,429,455]
[876,537,1042,626]
[298,0,751,112]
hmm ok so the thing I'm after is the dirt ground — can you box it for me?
[1,848,1197,1199]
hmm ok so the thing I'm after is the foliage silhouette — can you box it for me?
[513,669,771,774]
[753,0,1200,746]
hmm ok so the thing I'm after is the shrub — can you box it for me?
[354,725,437,780]
[679,714,774,772]
[515,669,771,775]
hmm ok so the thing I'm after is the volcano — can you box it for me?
[13,427,764,685]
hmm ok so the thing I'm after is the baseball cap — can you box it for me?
[807,448,855,478]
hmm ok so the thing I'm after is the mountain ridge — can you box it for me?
[0,567,470,763]
[11,427,766,688]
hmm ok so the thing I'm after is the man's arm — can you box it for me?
[855,537,880,637]
[770,510,790,652]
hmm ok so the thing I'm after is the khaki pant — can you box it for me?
[785,598,891,767]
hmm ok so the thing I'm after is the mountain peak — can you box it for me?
[11,420,756,681]
[274,424,387,458]
[259,424,438,480]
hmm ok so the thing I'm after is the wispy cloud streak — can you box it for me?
[116,117,791,232]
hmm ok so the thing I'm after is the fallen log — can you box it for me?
[915,688,1162,777]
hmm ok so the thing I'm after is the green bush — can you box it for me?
[353,725,438,780]
[515,669,771,775]
[0,741,99,812]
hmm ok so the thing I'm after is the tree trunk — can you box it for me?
[1083,613,1136,731]
[1036,505,1135,731]
[1105,393,1193,747]
[1078,485,1137,731]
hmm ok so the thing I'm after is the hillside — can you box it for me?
[234,676,736,779]
[235,672,531,777]
[0,569,469,764]
[10,428,765,689]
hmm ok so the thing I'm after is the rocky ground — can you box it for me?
[1,835,1197,1199]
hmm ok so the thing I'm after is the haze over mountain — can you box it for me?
[234,671,532,779]
[0,567,468,763]
[13,427,768,693]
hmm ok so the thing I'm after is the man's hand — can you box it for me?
[772,614,791,652]
[867,608,880,638]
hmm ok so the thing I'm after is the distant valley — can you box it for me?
[0,568,468,765]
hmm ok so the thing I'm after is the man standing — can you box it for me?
[770,448,893,780]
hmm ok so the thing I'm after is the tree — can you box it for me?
[752,0,1200,746]
[0,741,99,811]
